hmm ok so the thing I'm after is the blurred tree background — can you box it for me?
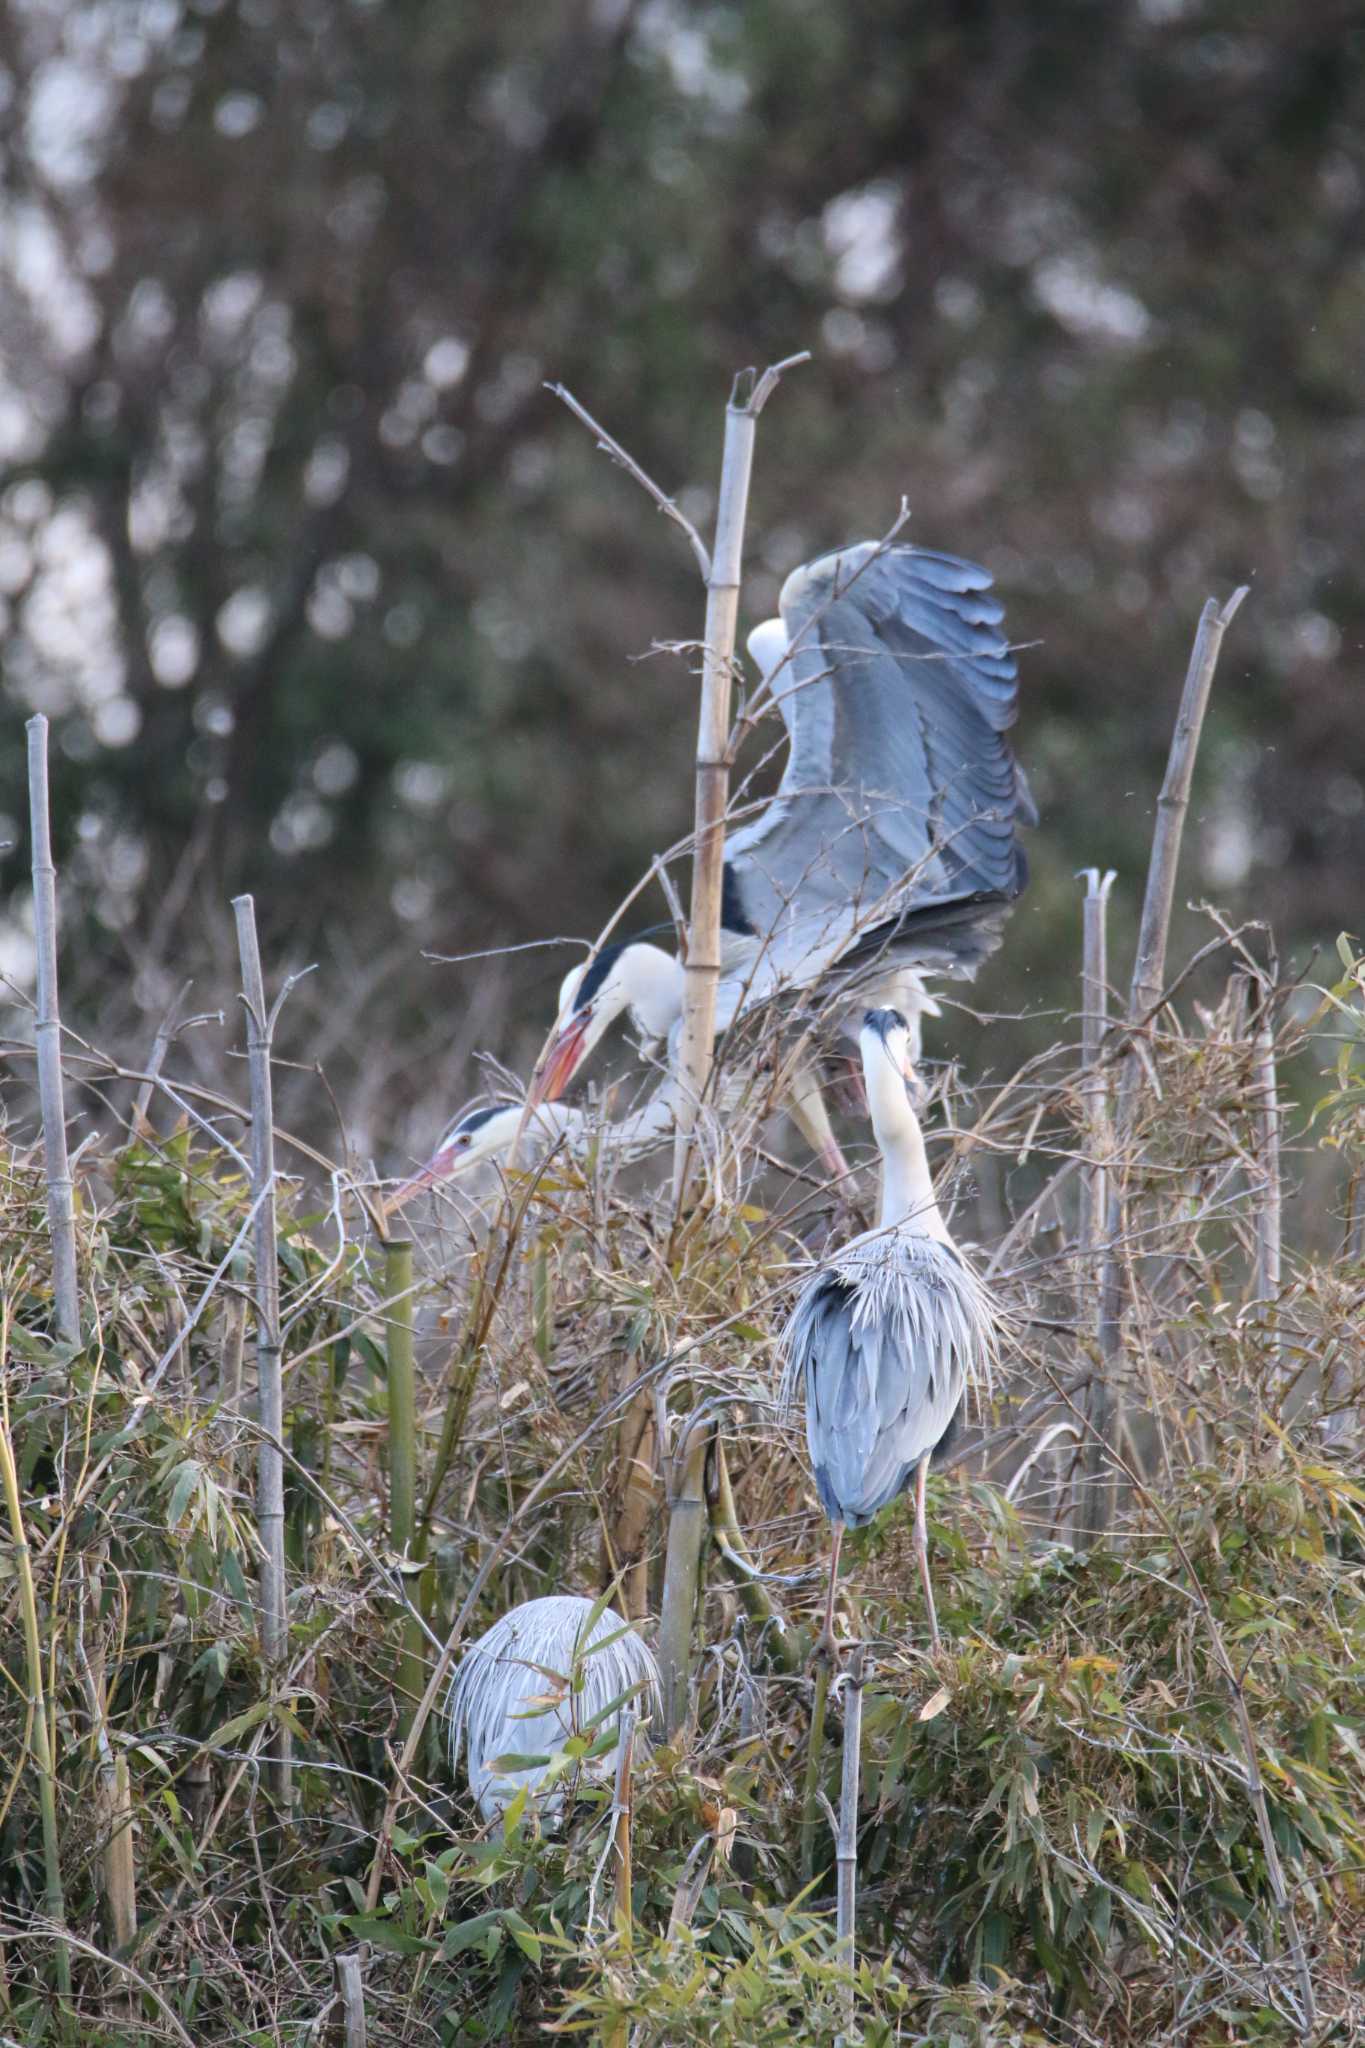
[1,0,1361,1165]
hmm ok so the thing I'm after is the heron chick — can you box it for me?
[780,1008,999,1653]
[447,1594,661,1823]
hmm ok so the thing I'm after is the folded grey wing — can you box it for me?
[780,1249,966,1529]
[725,543,1031,1012]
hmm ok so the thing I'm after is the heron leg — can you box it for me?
[813,1523,845,1663]
[913,1456,941,1651]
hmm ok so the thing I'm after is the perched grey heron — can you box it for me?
[446,1594,661,1823]
[780,1007,999,1653]
[532,542,1032,1157]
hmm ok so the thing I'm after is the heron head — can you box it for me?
[384,1103,517,1213]
[530,942,682,1105]
[860,1007,927,1107]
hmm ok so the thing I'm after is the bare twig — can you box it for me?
[547,382,711,581]
[26,715,79,1346]
[130,976,193,1135]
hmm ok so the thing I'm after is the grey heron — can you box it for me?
[531,541,1032,1162]
[779,1007,999,1653]
[383,1094,677,1214]
[446,1594,661,1823]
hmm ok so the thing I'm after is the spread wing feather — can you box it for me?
[725,543,1032,1013]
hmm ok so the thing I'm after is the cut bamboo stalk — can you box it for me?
[1086,590,1246,1542]
[834,1643,866,2048]
[0,1344,72,2005]
[231,893,292,1808]
[608,1374,656,1624]
[384,1240,424,1740]
[333,1950,368,2047]
[26,715,79,1347]
[657,1419,711,1738]
[1076,870,1115,1540]
[1249,987,1282,1324]
[672,355,807,1203]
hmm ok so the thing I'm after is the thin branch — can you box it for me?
[547,381,711,581]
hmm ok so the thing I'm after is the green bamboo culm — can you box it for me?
[0,1324,73,2018]
[384,1239,425,1741]
[800,1657,832,1885]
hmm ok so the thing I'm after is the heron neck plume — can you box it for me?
[862,1035,949,1241]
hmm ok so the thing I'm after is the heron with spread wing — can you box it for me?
[531,542,1033,1147]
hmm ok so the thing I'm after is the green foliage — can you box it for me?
[3,958,1364,2040]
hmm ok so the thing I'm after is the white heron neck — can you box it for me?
[621,944,685,1040]
[862,1037,949,1240]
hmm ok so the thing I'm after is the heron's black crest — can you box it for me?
[451,1104,502,1138]
[863,1006,910,1037]
[573,941,629,1013]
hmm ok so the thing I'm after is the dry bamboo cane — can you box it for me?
[26,716,79,1347]
[658,1419,711,1737]
[384,1240,424,1741]
[661,354,805,1746]
[1086,589,1247,1541]
[231,894,292,1808]
[332,1950,368,2047]
[834,1644,866,2048]
[1075,870,1115,1540]
[607,1367,656,1623]
[671,354,807,1203]
[1248,985,1282,1339]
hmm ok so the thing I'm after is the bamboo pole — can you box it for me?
[231,894,292,1807]
[1076,869,1115,1541]
[672,356,807,1203]
[834,1643,866,2048]
[800,1658,832,1886]
[0,1336,72,2008]
[657,1419,710,1738]
[1087,589,1247,1540]
[332,1950,368,2047]
[1248,987,1282,1319]
[384,1240,424,1740]
[607,1371,657,1624]
[26,716,79,1347]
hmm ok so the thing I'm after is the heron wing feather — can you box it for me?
[723,544,1030,1014]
